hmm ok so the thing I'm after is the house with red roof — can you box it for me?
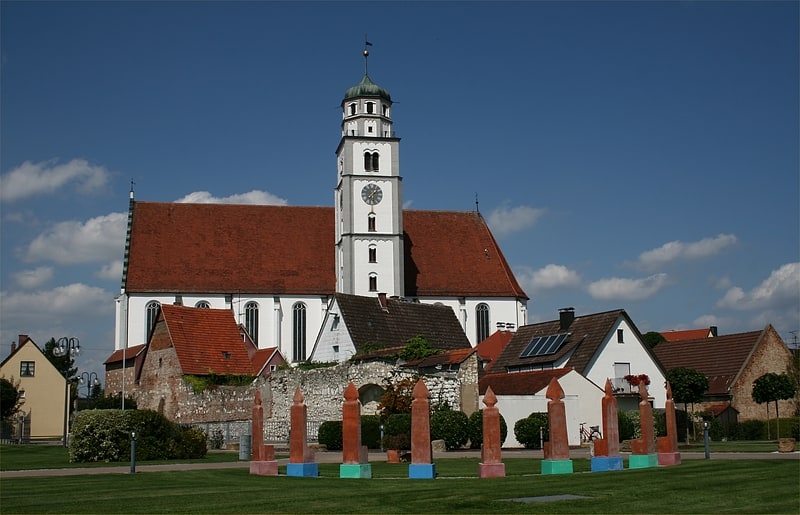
[652,324,793,421]
[475,327,516,374]
[660,327,717,342]
[112,68,528,370]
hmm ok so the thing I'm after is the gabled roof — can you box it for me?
[334,293,471,354]
[251,347,283,376]
[660,328,715,342]
[491,309,645,375]
[104,344,147,365]
[476,330,514,370]
[1,336,43,368]
[124,202,527,299]
[652,328,765,395]
[479,368,573,395]
[157,304,254,375]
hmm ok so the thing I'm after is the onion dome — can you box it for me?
[343,75,392,102]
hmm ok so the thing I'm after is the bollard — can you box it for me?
[130,431,137,473]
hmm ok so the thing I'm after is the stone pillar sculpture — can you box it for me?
[286,386,319,477]
[541,377,573,474]
[630,381,658,468]
[590,379,624,472]
[340,382,372,478]
[409,379,436,479]
[249,389,278,475]
[478,386,505,478]
[657,382,682,466]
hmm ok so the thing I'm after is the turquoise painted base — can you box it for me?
[541,459,573,475]
[629,454,659,469]
[590,456,624,472]
[409,463,436,479]
[339,463,372,478]
[286,462,319,477]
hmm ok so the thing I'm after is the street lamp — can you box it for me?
[53,337,80,358]
[79,372,100,399]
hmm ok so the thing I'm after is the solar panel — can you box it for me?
[519,333,569,358]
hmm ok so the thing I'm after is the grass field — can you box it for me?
[0,448,798,514]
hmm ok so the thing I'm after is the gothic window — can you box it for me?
[195,301,210,309]
[245,302,259,344]
[368,245,377,263]
[292,303,307,361]
[145,301,160,338]
[366,102,374,114]
[369,274,378,292]
[476,303,490,343]
[364,152,379,172]
[368,213,376,232]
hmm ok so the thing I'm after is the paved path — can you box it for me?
[2,448,797,478]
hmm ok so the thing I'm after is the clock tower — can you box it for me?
[335,50,404,297]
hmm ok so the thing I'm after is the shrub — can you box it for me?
[382,413,411,450]
[514,413,548,449]
[317,420,343,451]
[361,415,381,449]
[177,426,208,458]
[69,410,129,462]
[430,409,469,450]
[126,409,179,460]
[736,419,766,440]
[467,409,508,449]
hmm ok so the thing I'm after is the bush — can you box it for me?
[382,413,411,450]
[736,419,766,440]
[514,413,548,449]
[619,410,639,441]
[317,420,343,451]
[467,409,508,449]
[69,409,207,463]
[430,409,469,450]
[361,415,381,449]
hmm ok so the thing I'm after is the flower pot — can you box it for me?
[386,449,400,463]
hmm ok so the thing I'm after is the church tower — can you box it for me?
[335,48,404,297]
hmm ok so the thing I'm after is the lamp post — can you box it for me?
[79,372,100,400]
[52,337,80,447]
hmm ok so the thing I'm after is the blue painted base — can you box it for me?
[340,463,372,478]
[409,463,436,479]
[590,456,624,472]
[629,454,658,469]
[286,462,319,477]
[541,459,573,475]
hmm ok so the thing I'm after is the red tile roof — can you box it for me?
[660,328,714,342]
[476,330,514,367]
[104,344,147,364]
[124,202,527,299]
[251,347,284,375]
[479,368,573,395]
[159,304,255,375]
[652,329,763,396]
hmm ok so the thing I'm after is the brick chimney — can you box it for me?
[559,307,575,331]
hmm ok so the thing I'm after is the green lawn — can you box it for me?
[1,459,798,514]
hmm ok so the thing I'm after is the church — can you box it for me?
[113,53,529,363]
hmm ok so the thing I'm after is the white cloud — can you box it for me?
[96,260,123,281]
[588,273,669,301]
[716,262,800,311]
[637,234,737,269]
[22,212,127,265]
[487,205,545,238]
[14,267,54,289]
[175,190,288,205]
[0,159,111,202]
[516,264,581,292]
[0,283,112,323]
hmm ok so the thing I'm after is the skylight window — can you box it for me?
[519,333,570,358]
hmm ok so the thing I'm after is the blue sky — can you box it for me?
[1,1,798,385]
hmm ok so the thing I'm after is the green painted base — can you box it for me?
[541,459,573,475]
[339,463,372,479]
[629,453,658,469]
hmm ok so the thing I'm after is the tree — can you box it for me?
[377,377,417,417]
[398,335,440,361]
[0,378,23,421]
[642,331,667,349]
[752,372,797,440]
[666,367,708,443]
[43,338,78,380]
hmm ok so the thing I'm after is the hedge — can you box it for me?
[467,409,508,449]
[430,409,469,450]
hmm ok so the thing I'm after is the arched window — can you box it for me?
[476,303,490,343]
[364,151,379,172]
[368,213,376,232]
[145,301,160,338]
[292,303,307,361]
[245,302,259,344]
[368,245,377,263]
[366,101,374,114]
[195,301,210,309]
[369,274,378,292]
[349,103,356,116]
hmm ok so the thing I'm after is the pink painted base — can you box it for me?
[657,452,681,466]
[249,460,279,476]
[479,462,506,478]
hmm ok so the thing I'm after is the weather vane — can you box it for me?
[363,34,373,75]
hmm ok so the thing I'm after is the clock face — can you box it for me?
[361,183,383,205]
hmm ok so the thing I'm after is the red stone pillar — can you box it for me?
[409,379,435,478]
[249,389,277,475]
[630,382,658,468]
[286,386,318,477]
[478,386,505,478]
[590,379,624,472]
[657,382,682,466]
[541,377,573,474]
[340,382,371,478]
